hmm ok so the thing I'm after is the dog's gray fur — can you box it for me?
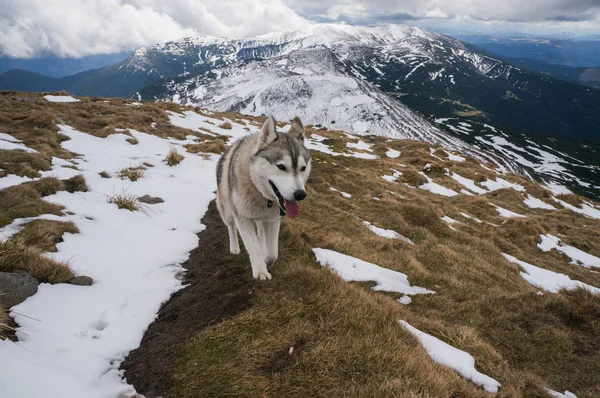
[216,116,311,280]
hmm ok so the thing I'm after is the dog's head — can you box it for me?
[252,116,311,218]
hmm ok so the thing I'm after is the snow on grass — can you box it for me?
[418,172,458,197]
[0,214,67,241]
[490,204,526,218]
[545,389,578,398]
[43,95,80,103]
[386,148,400,158]
[313,249,434,295]
[397,296,412,305]
[398,321,501,393]
[0,133,38,153]
[0,174,35,190]
[553,197,600,220]
[449,172,488,195]
[503,253,600,294]
[441,216,458,230]
[167,110,249,140]
[381,169,402,183]
[545,182,573,196]
[480,177,524,192]
[330,187,352,198]
[347,151,379,160]
[538,234,600,269]
[306,134,377,159]
[445,150,466,162]
[460,212,483,223]
[363,221,414,245]
[0,124,218,398]
[346,140,373,152]
[524,195,556,210]
[306,135,341,156]
[429,148,445,161]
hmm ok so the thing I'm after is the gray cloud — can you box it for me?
[285,0,600,25]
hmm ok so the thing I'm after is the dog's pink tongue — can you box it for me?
[284,199,300,218]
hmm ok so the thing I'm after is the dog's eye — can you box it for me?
[301,166,306,172]
[277,164,287,171]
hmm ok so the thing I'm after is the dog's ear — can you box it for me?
[257,117,278,149]
[288,117,304,140]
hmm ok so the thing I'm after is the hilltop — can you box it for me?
[1,92,600,397]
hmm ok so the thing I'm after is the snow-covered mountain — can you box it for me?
[135,24,486,139]
[129,24,600,197]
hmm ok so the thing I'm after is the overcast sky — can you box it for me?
[1,0,599,58]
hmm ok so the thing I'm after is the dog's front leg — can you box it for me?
[234,216,271,280]
[259,219,280,267]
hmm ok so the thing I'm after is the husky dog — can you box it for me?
[216,116,311,280]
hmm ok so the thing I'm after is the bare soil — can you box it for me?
[121,201,258,397]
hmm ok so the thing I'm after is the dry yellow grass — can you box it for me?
[13,219,79,252]
[0,237,74,283]
[106,192,146,212]
[0,304,9,340]
[219,121,233,130]
[0,178,65,228]
[164,147,185,166]
[185,139,227,155]
[118,166,146,181]
[170,124,600,397]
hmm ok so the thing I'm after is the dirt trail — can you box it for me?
[121,201,257,397]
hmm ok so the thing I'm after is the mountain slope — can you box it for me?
[131,24,600,140]
[2,92,600,397]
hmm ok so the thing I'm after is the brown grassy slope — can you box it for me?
[2,92,600,396]
[173,128,600,397]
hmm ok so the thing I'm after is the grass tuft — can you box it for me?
[0,237,74,283]
[13,220,79,252]
[556,194,583,207]
[118,166,146,182]
[0,178,65,227]
[402,169,427,186]
[107,192,144,211]
[185,139,227,155]
[219,121,233,130]
[62,174,88,193]
[164,147,185,166]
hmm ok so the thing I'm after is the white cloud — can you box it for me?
[0,0,310,58]
[1,0,599,58]
[425,7,448,19]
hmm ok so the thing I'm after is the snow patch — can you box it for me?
[313,249,434,295]
[363,221,414,245]
[44,95,80,103]
[399,320,501,393]
[524,195,556,210]
[538,234,600,269]
[503,253,600,294]
[0,124,218,397]
[418,172,458,197]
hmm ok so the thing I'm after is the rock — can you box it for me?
[138,195,164,204]
[70,276,94,286]
[0,272,40,308]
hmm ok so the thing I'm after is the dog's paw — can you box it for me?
[230,246,241,255]
[253,269,272,281]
